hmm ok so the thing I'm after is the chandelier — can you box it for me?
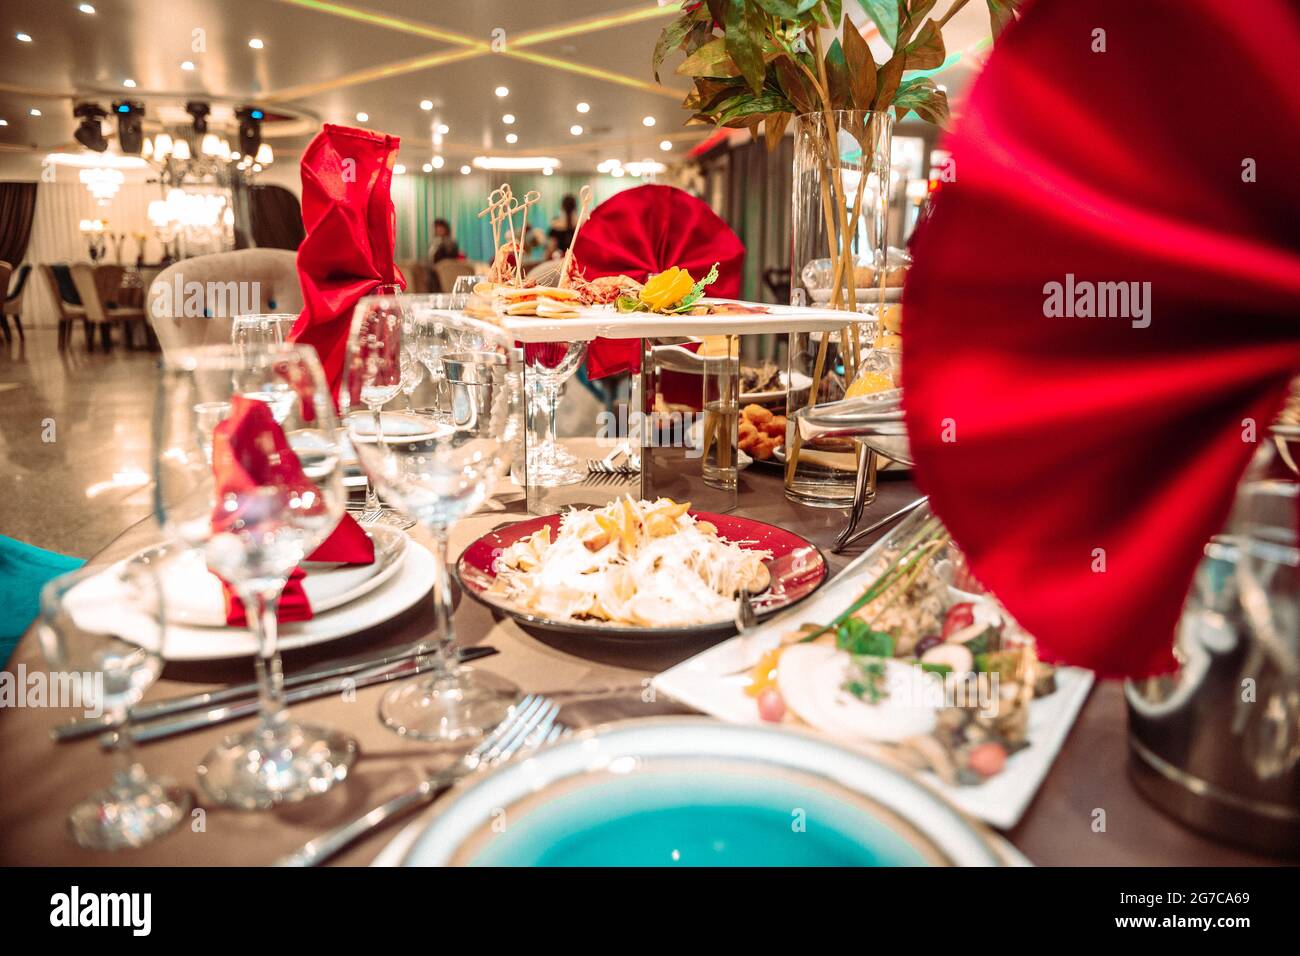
[148,187,235,249]
[42,151,148,205]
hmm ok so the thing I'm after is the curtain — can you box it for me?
[0,182,38,269]
[248,184,306,250]
[22,181,164,326]
[392,171,635,266]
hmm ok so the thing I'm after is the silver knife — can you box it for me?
[87,646,498,749]
[53,644,494,743]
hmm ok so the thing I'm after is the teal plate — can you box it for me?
[400,718,1003,867]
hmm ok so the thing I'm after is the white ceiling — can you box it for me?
[0,0,992,173]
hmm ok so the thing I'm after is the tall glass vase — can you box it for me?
[785,110,894,507]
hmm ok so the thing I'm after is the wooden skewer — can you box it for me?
[502,196,524,287]
[557,184,594,290]
[518,190,541,284]
[478,185,509,257]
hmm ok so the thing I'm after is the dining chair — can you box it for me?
[39,264,88,350]
[434,258,476,295]
[70,262,146,352]
[2,262,31,342]
[146,248,302,357]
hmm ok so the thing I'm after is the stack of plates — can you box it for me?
[69,525,437,660]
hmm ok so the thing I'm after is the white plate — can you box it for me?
[397,718,1006,866]
[69,535,437,661]
[149,525,406,627]
[653,508,1094,830]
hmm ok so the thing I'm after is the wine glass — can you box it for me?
[344,296,416,530]
[153,343,358,809]
[400,345,425,410]
[344,295,520,741]
[38,552,193,849]
[231,312,296,351]
[524,340,589,485]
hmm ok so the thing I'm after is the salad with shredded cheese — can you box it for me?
[489,497,772,628]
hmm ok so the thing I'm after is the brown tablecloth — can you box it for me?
[0,465,1277,866]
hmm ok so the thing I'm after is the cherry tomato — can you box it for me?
[757,688,786,723]
[941,602,975,640]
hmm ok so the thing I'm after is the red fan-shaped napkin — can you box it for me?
[210,395,374,625]
[289,124,405,398]
[572,184,745,379]
[902,0,1300,677]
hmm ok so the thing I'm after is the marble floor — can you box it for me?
[0,326,161,558]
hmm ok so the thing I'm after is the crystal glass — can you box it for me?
[345,294,416,530]
[38,553,192,850]
[524,340,589,486]
[344,296,520,741]
[153,343,358,809]
[400,345,426,409]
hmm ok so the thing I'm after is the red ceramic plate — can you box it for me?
[457,511,828,643]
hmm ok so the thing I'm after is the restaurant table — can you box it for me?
[0,457,1281,866]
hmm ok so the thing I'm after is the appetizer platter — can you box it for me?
[457,496,827,643]
[458,182,853,342]
[653,505,1093,828]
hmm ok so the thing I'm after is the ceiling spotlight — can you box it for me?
[435,123,449,135]
[235,106,265,157]
[248,38,264,49]
[420,99,433,111]
[642,116,656,127]
[29,108,42,117]
[181,60,195,71]
[422,162,432,173]
[543,166,554,176]
[185,101,210,134]
[79,4,96,13]
[393,163,406,175]
[494,86,509,98]
[73,102,109,152]
[0,120,7,127]
[16,33,32,43]
[460,164,471,175]
[659,140,672,151]
[122,78,136,88]
[113,100,145,154]
[356,112,368,122]
[502,114,516,125]
[611,167,625,178]
[431,155,444,169]
[505,133,518,144]
[576,102,590,113]
[569,125,583,136]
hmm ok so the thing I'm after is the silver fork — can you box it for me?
[274,695,562,867]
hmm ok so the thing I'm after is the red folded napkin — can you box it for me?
[571,185,745,379]
[210,395,375,625]
[288,124,406,400]
[901,0,1300,677]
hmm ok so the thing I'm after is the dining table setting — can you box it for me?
[2,0,1298,889]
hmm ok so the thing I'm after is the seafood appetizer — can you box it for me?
[488,497,772,628]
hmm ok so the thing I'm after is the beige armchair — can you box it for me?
[147,249,303,357]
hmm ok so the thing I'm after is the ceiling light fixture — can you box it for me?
[659,140,672,151]
[420,99,433,110]
[494,86,509,97]
[505,133,518,144]
[422,162,433,173]
[436,123,449,134]
[576,102,590,113]
[460,164,471,175]
[569,124,583,136]
[543,166,553,176]
[79,4,96,13]
[248,38,264,49]
[0,120,8,127]
[431,155,444,169]
[123,79,137,88]
[113,100,145,154]
[181,60,196,71]
[29,108,42,117]
[356,112,369,122]
[16,33,32,43]
[642,116,656,127]
[502,113,515,125]
[73,103,109,152]
[393,163,406,174]
[471,155,560,171]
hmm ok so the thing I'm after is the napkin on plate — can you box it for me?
[210,395,374,626]
[901,0,1300,677]
[288,123,405,399]
[572,184,745,379]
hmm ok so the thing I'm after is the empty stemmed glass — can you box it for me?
[524,340,589,485]
[153,343,358,809]
[38,552,192,849]
[345,295,416,530]
[231,312,296,350]
[344,295,520,741]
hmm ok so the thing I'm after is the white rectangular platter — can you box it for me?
[653,509,1095,831]
[497,298,851,343]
